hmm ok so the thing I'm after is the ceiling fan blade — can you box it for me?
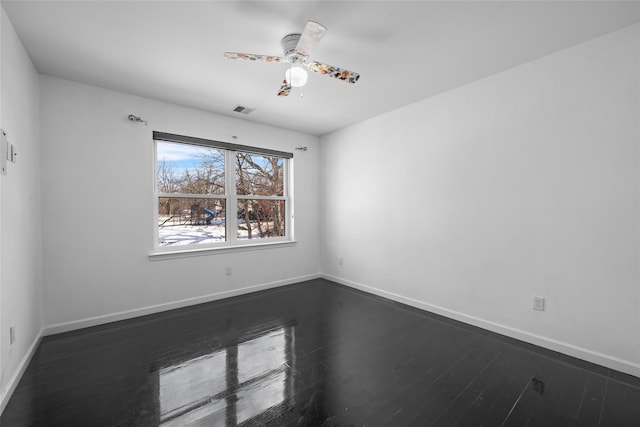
[295,21,327,59]
[277,78,291,97]
[308,61,360,84]
[224,52,285,63]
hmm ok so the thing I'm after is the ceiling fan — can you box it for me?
[224,21,360,97]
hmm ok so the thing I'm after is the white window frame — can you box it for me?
[151,132,294,256]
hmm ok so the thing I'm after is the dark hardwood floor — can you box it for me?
[1,279,639,426]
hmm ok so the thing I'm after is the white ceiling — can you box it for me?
[2,1,639,136]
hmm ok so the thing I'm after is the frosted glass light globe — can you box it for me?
[285,66,308,87]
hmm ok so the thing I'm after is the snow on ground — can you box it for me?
[158,219,258,246]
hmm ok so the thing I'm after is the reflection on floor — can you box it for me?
[1,279,639,426]
[159,326,292,426]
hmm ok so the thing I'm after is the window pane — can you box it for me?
[157,141,225,195]
[235,153,283,196]
[237,200,285,240]
[159,198,226,246]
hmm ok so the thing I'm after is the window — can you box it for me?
[153,132,292,252]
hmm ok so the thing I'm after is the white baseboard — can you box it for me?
[0,328,43,415]
[44,273,322,336]
[322,273,640,379]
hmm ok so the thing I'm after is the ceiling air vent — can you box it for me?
[233,105,255,114]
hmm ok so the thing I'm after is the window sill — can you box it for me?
[148,240,297,260]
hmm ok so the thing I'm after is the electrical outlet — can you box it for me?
[9,326,15,345]
[225,266,232,276]
[533,296,545,311]
[338,257,343,266]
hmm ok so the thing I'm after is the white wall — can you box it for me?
[0,5,43,406]
[321,24,640,376]
[39,76,321,330]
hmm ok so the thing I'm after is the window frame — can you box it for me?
[151,132,294,256]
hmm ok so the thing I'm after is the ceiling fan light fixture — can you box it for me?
[285,66,308,87]
[224,20,359,97]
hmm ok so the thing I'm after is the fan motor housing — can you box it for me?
[281,33,303,63]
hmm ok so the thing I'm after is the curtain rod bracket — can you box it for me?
[128,114,147,126]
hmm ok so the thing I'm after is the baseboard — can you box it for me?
[322,273,640,379]
[44,273,322,336]
[0,328,43,415]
